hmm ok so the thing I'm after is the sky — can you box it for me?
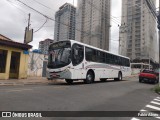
[0,0,159,54]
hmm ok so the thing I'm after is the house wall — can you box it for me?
[0,45,29,80]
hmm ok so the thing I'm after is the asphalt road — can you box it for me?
[0,76,159,120]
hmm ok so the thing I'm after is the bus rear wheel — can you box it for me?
[65,79,73,84]
[84,71,94,84]
[114,72,122,81]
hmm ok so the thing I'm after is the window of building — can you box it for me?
[0,49,7,73]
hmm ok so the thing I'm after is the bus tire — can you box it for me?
[114,72,122,81]
[65,79,73,84]
[153,78,158,84]
[84,71,94,84]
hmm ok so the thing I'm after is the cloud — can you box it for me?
[110,0,122,54]
[0,0,77,49]
[1,0,157,53]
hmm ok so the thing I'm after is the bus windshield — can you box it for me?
[48,41,71,69]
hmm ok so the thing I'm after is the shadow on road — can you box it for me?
[48,79,128,86]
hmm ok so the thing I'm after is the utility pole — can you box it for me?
[24,13,33,44]
[159,0,160,65]
[28,13,31,31]
[24,13,31,43]
[158,0,160,87]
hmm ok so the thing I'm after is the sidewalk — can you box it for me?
[0,77,50,86]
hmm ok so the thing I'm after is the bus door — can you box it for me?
[72,44,84,79]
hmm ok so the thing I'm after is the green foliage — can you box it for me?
[153,85,160,93]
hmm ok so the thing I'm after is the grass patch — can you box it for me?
[153,85,160,93]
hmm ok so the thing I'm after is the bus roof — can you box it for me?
[53,40,130,59]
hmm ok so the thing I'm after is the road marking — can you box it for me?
[157,97,160,100]
[151,101,160,106]
[154,99,160,102]
[7,89,32,92]
[131,117,140,120]
[140,109,147,111]
[146,105,160,111]
[131,97,160,120]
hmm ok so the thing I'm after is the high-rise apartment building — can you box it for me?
[119,0,158,62]
[76,0,111,51]
[54,3,76,41]
[39,39,54,55]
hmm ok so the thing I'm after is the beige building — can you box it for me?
[39,39,54,55]
[119,0,158,62]
[54,3,76,41]
[0,34,32,80]
[76,0,111,51]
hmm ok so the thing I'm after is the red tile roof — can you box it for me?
[0,34,32,50]
[0,34,12,41]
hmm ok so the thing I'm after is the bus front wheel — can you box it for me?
[84,71,94,84]
[65,79,73,84]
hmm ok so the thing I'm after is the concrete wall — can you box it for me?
[28,52,47,77]
[131,69,141,75]
[0,45,29,80]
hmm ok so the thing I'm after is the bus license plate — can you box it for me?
[51,73,58,77]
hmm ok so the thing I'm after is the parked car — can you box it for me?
[139,69,159,84]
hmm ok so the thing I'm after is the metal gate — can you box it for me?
[42,61,47,77]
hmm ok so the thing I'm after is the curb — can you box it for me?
[157,92,160,95]
[124,75,138,78]
[0,82,49,86]
[0,76,138,86]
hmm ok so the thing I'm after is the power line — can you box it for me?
[86,0,121,25]
[31,0,55,11]
[119,2,158,20]
[34,18,48,33]
[6,0,28,22]
[16,0,48,18]
[16,0,93,36]
[7,0,26,14]
[31,0,120,28]
[118,2,158,34]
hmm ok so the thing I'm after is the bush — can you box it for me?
[153,85,160,93]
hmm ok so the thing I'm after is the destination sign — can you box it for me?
[49,41,71,50]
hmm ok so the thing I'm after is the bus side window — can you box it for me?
[85,47,92,61]
[97,51,105,63]
[105,53,110,64]
[119,57,122,66]
[72,44,84,66]
[85,47,96,62]
[92,49,97,62]
[126,59,130,67]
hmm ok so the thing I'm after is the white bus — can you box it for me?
[47,40,131,84]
